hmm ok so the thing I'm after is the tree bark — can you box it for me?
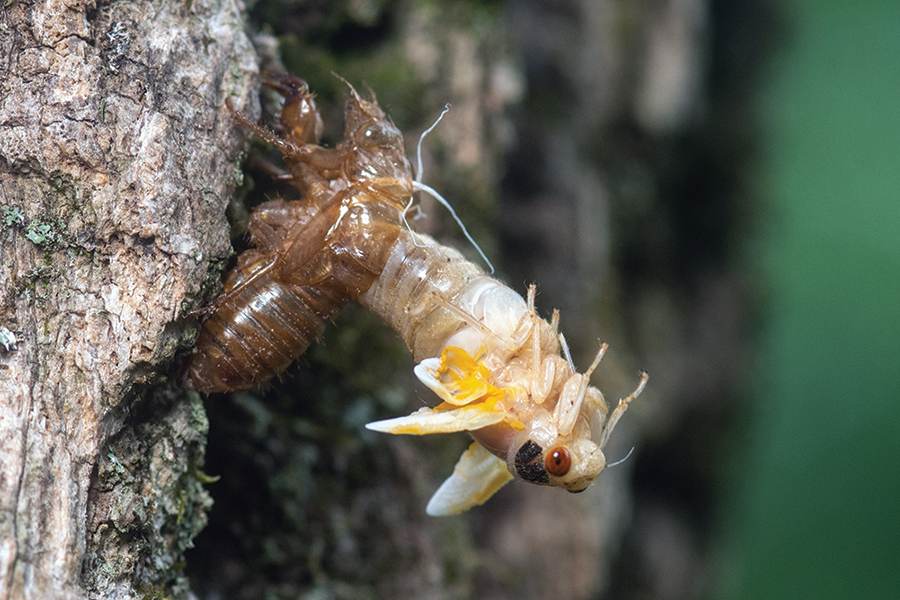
[0,0,256,598]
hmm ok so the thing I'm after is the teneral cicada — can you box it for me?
[188,75,648,515]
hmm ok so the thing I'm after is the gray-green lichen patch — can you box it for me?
[22,216,74,250]
[2,205,26,228]
[0,171,99,268]
[82,386,213,599]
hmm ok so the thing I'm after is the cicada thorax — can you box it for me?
[188,77,415,393]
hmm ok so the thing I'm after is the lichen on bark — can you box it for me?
[81,386,212,598]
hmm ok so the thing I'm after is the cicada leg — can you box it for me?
[598,371,649,450]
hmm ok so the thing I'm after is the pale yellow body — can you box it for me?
[363,228,647,515]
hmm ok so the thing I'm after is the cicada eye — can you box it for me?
[545,446,571,477]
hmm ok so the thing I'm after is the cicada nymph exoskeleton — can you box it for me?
[188,75,648,515]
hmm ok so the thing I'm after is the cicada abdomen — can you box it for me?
[188,76,413,393]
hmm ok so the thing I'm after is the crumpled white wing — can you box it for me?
[365,404,505,435]
[426,442,514,516]
[413,359,459,404]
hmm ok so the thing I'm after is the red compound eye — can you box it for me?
[545,446,571,477]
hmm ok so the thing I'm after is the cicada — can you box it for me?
[188,74,647,515]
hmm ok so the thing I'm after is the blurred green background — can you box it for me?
[722,1,900,598]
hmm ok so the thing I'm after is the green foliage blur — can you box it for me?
[721,2,900,598]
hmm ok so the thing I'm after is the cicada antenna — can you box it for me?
[412,181,494,274]
[607,446,635,468]
[416,103,451,184]
[599,371,648,450]
[406,103,494,275]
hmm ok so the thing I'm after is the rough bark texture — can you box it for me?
[0,0,257,598]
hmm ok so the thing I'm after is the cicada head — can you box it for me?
[471,381,610,493]
[507,436,606,493]
[336,79,413,204]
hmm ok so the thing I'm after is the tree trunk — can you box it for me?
[0,0,256,597]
